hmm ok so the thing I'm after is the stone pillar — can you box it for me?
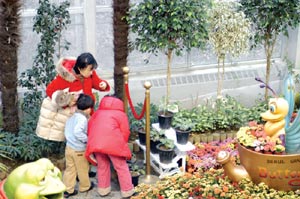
[84,0,96,55]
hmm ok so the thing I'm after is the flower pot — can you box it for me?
[157,111,174,129]
[175,128,191,145]
[131,174,139,187]
[150,140,160,154]
[156,143,175,164]
[138,129,146,145]
[237,143,300,191]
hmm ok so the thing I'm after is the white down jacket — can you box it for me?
[36,97,73,142]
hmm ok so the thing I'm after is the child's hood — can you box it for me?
[55,57,77,82]
[98,96,124,112]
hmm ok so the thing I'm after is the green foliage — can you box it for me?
[239,0,300,49]
[246,99,268,123]
[285,57,300,88]
[127,0,211,104]
[175,96,268,133]
[208,1,251,96]
[295,93,300,109]
[213,96,249,131]
[160,138,175,150]
[150,128,165,142]
[239,0,300,99]
[193,106,216,133]
[0,132,20,158]
[208,1,251,58]
[0,110,65,162]
[172,109,195,131]
[0,133,11,172]
[127,0,211,55]
[128,102,159,132]
[129,164,146,176]
[0,0,71,162]
[18,0,71,112]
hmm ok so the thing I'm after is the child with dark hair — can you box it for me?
[63,94,95,198]
[46,52,110,113]
[85,95,135,198]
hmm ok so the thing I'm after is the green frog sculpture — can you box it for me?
[0,158,66,199]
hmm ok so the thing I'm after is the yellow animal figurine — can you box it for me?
[261,98,289,139]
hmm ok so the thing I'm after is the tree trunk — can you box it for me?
[264,32,277,101]
[113,0,129,100]
[0,0,21,133]
[217,54,225,98]
[166,49,173,105]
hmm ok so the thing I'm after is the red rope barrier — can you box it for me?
[125,83,146,120]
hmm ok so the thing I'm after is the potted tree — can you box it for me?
[127,0,211,125]
[239,0,300,100]
[156,138,176,164]
[207,1,251,98]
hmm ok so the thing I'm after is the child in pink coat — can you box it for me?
[86,95,134,198]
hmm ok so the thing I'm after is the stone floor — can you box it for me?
[70,177,123,199]
[69,150,157,199]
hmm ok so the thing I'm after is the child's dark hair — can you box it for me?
[105,93,122,101]
[77,94,94,110]
[73,52,98,74]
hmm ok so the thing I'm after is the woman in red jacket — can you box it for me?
[85,95,134,198]
[46,52,110,111]
[36,52,110,142]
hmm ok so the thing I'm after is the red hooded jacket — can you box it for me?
[46,57,110,103]
[85,96,132,164]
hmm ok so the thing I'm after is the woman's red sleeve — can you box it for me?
[91,70,110,92]
[46,76,69,98]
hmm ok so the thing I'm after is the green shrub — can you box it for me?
[295,93,300,109]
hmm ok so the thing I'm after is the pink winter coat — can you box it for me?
[85,96,132,164]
